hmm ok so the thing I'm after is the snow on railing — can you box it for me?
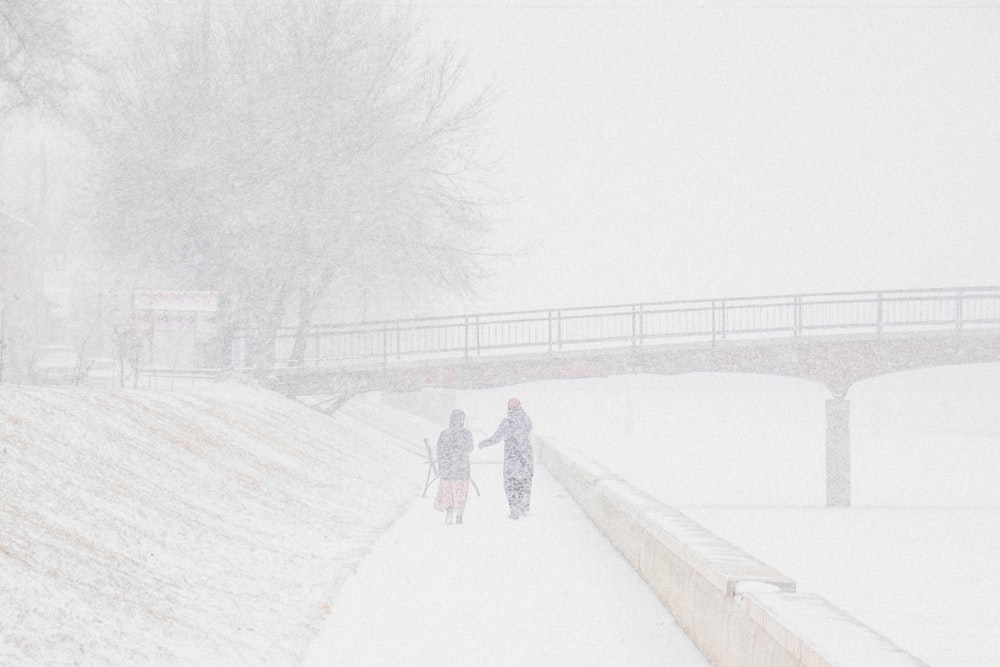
[259,286,1000,369]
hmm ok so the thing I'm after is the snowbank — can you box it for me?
[538,437,928,667]
[400,365,1000,665]
[0,384,432,665]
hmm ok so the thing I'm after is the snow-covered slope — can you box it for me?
[0,384,432,665]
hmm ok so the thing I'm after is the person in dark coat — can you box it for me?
[434,409,474,525]
[479,397,533,520]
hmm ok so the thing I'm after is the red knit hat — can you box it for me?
[507,397,521,410]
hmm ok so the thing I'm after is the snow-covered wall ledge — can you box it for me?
[536,437,929,667]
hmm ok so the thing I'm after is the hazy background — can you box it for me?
[421,1,1000,313]
[4,1,999,382]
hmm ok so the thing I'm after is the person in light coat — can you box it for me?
[434,409,474,524]
[479,397,533,520]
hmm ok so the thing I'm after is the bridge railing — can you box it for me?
[259,286,1000,369]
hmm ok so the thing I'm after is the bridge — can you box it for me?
[250,286,1000,506]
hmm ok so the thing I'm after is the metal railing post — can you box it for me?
[876,292,883,337]
[956,288,964,332]
[548,311,553,354]
[720,300,727,341]
[464,317,470,359]
[711,301,717,345]
[639,304,644,345]
[630,305,636,347]
[793,296,802,338]
[382,324,388,365]
[557,310,563,351]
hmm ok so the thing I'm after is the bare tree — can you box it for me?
[92,0,496,370]
[0,0,99,381]
[0,0,84,119]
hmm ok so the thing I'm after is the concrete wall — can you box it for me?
[537,437,929,667]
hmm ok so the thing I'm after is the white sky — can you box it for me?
[420,2,1000,312]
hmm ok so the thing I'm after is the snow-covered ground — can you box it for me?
[421,362,1000,666]
[301,465,712,666]
[2,363,997,665]
[0,384,426,664]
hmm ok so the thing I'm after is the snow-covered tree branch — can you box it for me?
[0,0,85,119]
[91,0,496,370]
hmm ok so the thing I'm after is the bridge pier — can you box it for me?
[825,398,851,507]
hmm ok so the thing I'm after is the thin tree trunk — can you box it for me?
[290,268,337,366]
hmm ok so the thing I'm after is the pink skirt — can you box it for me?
[434,479,470,512]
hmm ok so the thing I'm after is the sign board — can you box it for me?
[132,289,218,334]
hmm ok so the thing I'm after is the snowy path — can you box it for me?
[302,465,711,666]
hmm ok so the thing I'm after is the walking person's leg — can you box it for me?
[454,480,470,524]
[436,480,456,524]
[503,476,519,519]
[509,478,529,517]
[521,475,533,514]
